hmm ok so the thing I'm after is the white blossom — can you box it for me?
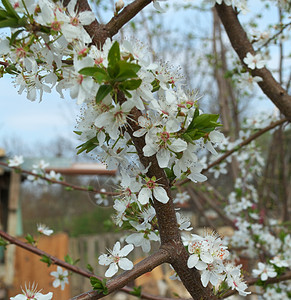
[98,241,134,277]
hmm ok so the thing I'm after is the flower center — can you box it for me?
[51,20,62,31]
[70,16,79,26]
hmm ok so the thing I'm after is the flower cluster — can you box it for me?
[186,231,250,296]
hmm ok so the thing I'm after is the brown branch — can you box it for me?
[0,230,185,300]
[220,271,291,299]
[0,230,95,279]
[215,3,291,121]
[0,161,119,196]
[204,118,288,172]
[71,248,172,300]
[105,0,153,38]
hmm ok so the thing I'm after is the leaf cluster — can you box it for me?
[182,108,222,143]
[0,0,27,28]
[79,41,142,103]
[90,277,108,295]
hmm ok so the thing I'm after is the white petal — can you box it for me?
[153,186,169,203]
[79,11,96,25]
[138,187,151,205]
[119,244,134,256]
[201,271,210,287]
[187,254,199,268]
[112,241,121,255]
[170,138,187,152]
[156,148,170,168]
[105,263,118,277]
[98,254,112,266]
[200,252,213,264]
[118,258,133,270]
[195,261,207,270]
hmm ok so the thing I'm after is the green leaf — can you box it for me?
[108,41,120,68]
[0,237,8,249]
[107,64,120,79]
[0,8,7,18]
[164,167,176,183]
[65,187,74,191]
[90,277,108,295]
[5,64,18,75]
[96,85,113,103]
[0,17,19,28]
[192,113,219,130]
[120,79,142,90]
[151,78,160,92]
[73,130,82,136]
[114,61,141,81]
[87,185,94,191]
[25,234,35,245]
[79,67,108,84]
[1,0,19,19]
[87,264,94,273]
[64,254,74,265]
[40,255,52,267]
[76,135,99,155]
[130,286,142,297]
[9,28,24,45]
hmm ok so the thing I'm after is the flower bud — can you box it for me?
[115,0,124,13]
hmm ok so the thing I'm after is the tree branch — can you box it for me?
[105,0,153,38]
[0,161,118,196]
[0,230,182,300]
[71,248,172,300]
[0,230,95,279]
[215,3,291,121]
[176,117,288,187]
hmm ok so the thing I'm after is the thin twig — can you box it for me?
[176,117,288,187]
[0,161,119,196]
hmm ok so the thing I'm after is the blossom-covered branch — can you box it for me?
[215,3,291,120]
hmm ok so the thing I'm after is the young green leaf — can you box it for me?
[96,85,113,103]
[76,135,99,154]
[0,237,9,249]
[130,286,142,297]
[90,277,108,295]
[1,0,19,19]
[40,255,52,267]
[87,264,94,273]
[25,234,36,245]
[108,41,120,68]
[120,79,142,90]
[64,254,74,265]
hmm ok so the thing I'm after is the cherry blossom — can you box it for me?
[10,283,53,300]
[50,266,69,290]
[252,262,277,281]
[37,224,53,236]
[243,52,266,70]
[8,155,24,167]
[138,176,169,205]
[98,241,134,277]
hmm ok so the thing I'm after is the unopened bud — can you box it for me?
[115,0,124,14]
